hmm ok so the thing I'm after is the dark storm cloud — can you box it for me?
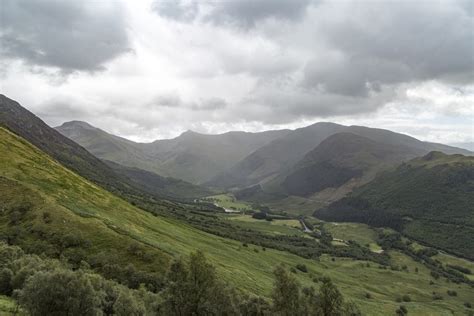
[152,0,199,21]
[204,0,313,28]
[302,0,474,97]
[0,0,130,72]
[152,0,313,27]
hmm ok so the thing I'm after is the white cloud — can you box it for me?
[1,0,472,144]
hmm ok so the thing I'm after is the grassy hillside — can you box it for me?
[316,152,474,260]
[1,95,214,203]
[105,160,213,199]
[1,129,474,314]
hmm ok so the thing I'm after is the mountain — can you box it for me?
[280,132,422,197]
[207,122,347,189]
[56,121,290,184]
[207,123,470,191]
[0,95,208,201]
[56,120,152,168]
[315,152,474,260]
[449,142,474,152]
[0,125,326,296]
[104,159,213,199]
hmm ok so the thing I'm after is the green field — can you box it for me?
[205,193,253,211]
[1,127,474,315]
[226,214,305,236]
[263,195,325,216]
[324,222,383,252]
[434,252,474,281]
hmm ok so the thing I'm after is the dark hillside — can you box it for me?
[316,152,474,259]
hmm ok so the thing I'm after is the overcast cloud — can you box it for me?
[0,0,472,144]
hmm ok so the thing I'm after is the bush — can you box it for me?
[0,268,13,295]
[113,289,146,316]
[465,302,472,308]
[430,271,440,280]
[19,269,101,316]
[396,305,408,315]
[432,292,443,300]
[447,290,457,297]
[296,264,308,273]
[447,264,471,275]
[42,212,52,224]
[402,294,411,302]
[365,292,372,299]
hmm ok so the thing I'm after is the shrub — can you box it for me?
[296,264,308,273]
[430,271,440,280]
[432,292,443,300]
[447,265,471,275]
[0,268,13,295]
[42,212,52,224]
[365,292,372,299]
[396,305,408,315]
[447,290,457,297]
[402,294,411,302]
[19,269,101,316]
[465,302,472,308]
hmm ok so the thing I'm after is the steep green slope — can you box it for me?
[105,160,213,199]
[0,126,325,294]
[316,152,474,260]
[0,95,168,205]
[0,95,209,202]
[2,130,474,314]
[57,120,290,184]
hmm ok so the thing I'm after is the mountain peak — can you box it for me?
[58,120,97,130]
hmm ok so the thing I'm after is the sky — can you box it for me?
[0,0,473,144]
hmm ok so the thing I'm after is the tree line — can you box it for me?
[0,242,360,315]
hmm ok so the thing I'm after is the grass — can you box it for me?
[434,252,474,281]
[205,193,252,211]
[225,214,305,236]
[1,127,474,315]
[325,223,379,246]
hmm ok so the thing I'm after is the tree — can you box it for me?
[161,250,238,315]
[113,289,146,316]
[316,278,344,316]
[0,268,13,295]
[19,269,101,316]
[271,265,302,315]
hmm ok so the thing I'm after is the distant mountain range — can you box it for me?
[54,111,471,206]
[56,120,289,184]
[449,142,474,152]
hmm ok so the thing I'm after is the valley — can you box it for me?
[1,95,473,315]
